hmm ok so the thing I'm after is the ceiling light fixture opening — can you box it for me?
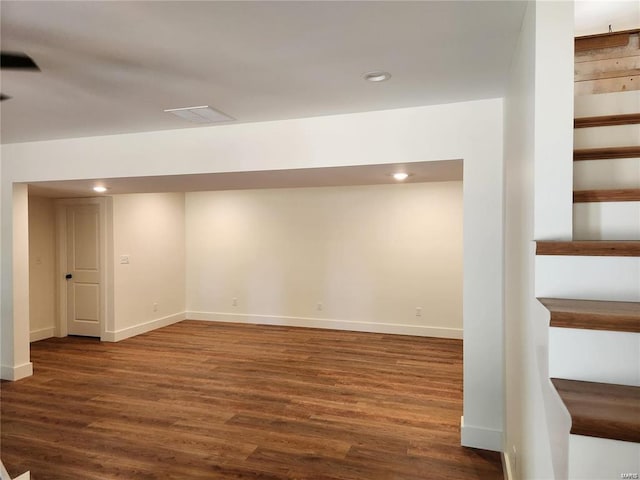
[364,71,391,82]
[164,105,234,124]
[392,172,409,181]
[93,186,108,193]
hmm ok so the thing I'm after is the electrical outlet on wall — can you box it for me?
[153,302,159,312]
[415,307,422,317]
[232,297,238,307]
[317,302,323,311]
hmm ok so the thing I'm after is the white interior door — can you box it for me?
[65,203,102,337]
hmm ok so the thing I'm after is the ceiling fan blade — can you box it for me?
[0,93,11,101]
[1,52,40,70]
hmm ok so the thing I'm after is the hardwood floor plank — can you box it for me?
[1,320,501,479]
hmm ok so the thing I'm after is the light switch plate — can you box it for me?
[120,255,130,264]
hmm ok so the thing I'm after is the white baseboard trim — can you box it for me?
[502,450,514,480]
[0,362,34,381]
[102,312,186,342]
[186,311,463,339]
[30,327,55,343]
[460,416,503,452]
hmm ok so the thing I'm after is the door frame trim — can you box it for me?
[55,197,113,340]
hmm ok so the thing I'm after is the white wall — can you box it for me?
[534,1,574,241]
[575,0,640,36]
[1,183,32,380]
[504,2,574,479]
[186,182,463,337]
[108,192,186,341]
[533,2,576,478]
[0,99,504,451]
[503,2,537,477]
[28,196,56,341]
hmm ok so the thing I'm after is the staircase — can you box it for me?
[536,30,640,479]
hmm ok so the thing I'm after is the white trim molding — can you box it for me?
[502,450,515,480]
[0,362,33,381]
[102,312,185,342]
[29,327,55,343]
[460,416,503,452]
[186,311,463,339]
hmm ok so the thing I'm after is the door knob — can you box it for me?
[65,273,73,279]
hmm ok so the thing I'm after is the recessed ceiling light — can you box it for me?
[392,172,409,181]
[364,71,391,82]
[164,105,234,124]
[93,186,108,193]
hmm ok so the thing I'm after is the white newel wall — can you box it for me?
[503,2,540,478]
[1,99,504,451]
[530,2,575,479]
[186,182,462,337]
[504,2,576,479]
[108,192,186,341]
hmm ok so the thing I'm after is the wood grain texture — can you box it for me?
[574,113,640,128]
[551,378,640,443]
[539,298,640,333]
[575,32,639,63]
[574,146,640,161]
[575,30,639,52]
[574,75,639,95]
[536,241,640,257]
[575,68,640,83]
[574,56,640,82]
[573,188,640,202]
[0,320,503,480]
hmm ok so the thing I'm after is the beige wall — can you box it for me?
[28,196,56,341]
[111,192,186,340]
[186,182,463,337]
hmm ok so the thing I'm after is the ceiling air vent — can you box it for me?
[163,105,233,124]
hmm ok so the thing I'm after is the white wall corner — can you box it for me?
[186,312,463,339]
[29,327,55,343]
[102,311,185,342]
[0,362,33,381]
[460,416,504,452]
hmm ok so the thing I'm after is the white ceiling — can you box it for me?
[1,1,527,145]
[27,160,463,198]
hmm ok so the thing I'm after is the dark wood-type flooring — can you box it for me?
[1,320,502,479]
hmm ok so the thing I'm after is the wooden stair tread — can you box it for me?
[552,378,640,443]
[574,188,640,202]
[575,113,640,128]
[539,298,640,333]
[536,241,640,257]
[574,146,640,161]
